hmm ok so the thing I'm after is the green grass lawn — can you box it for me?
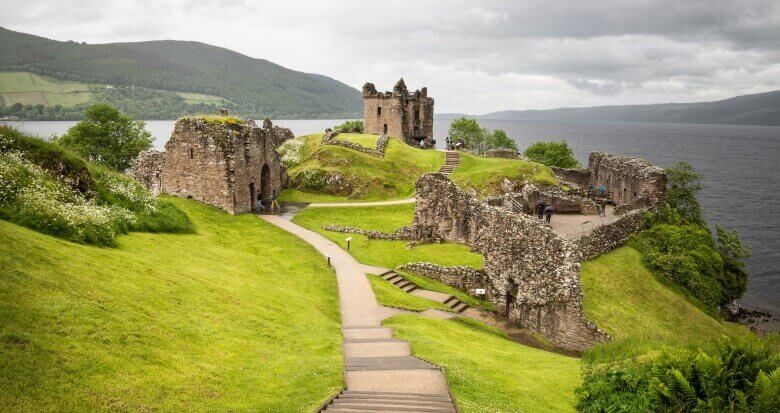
[175,91,231,105]
[386,315,581,413]
[450,152,558,197]
[0,198,343,411]
[0,71,93,107]
[335,133,379,147]
[291,204,484,269]
[282,133,443,202]
[368,275,452,312]
[580,246,747,362]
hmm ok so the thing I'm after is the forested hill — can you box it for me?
[478,90,780,126]
[0,27,362,119]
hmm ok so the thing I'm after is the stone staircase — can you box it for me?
[438,151,460,176]
[320,390,457,412]
[318,325,458,412]
[380,270,418,293]
[380,271,470,314]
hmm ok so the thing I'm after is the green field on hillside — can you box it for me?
[387,315,581,412]
[281,133,444,202]
[176,91,231,105]
[0,199,343,411]
[580,246,746,361]
[291,203,484,269]
[450,152,559,197]
[0,71,93,107]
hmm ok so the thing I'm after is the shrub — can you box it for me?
[277,136,307,168]
[577,336,780,413]
[487,129,518,151]
[666,161,705,226]
[448,118,517,154]
[334,120,364,133]
[1,127,192,245]
[523,140,580,168]
[55,103,153,171]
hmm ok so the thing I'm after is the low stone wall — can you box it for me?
[322,130,389,158]
[413,173,608,351]
[127,150,164,196]
[509,184,599,215]
[398,262,487,292]
[322,224,417,240]
[484,148,521,159]
[574,208,646,261]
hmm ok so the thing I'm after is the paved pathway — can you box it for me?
[259,215,457,412]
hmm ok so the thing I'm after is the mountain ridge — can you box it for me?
[0,27,362,119]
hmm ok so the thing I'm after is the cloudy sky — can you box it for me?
[2,0,779,114]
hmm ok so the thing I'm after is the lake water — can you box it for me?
[4,118,779,319]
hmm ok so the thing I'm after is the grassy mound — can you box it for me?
[580,246,746,362]
[0,198,342,411]
[0,126,192,245]
[291,204,483,269]
[281,133,443,202]
[386,315,581,412]
[450,152,558,197]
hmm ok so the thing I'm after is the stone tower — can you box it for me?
[362,79,435,148]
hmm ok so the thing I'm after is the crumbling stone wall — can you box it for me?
[130,116,289,214]
[552,152,667,214]
[413,174,608,351]
[322,130,390,158]
[128,150,164,196]
[484,148,521,159]
[508,183,599,215]
[398,262,487,293]
[322,224,417,240]
[573,209,646,261]
[363,79,435,148]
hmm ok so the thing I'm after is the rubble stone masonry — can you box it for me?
[412,174,608,351]
[363,79,435,148]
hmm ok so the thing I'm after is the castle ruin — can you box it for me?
[363,79,435,148]
[129,116,290,214]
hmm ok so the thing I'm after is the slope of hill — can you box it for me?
[0,199,343,411]
[0,27,362,119]
[478,90,780,126]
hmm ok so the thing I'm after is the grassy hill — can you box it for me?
[0,199,343,411]
[0,27,362,119]
[450,153,558,197]
[281,133,445,202]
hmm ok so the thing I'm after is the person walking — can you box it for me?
[599,200,606,218]
[537,201,546,219]
[545,205,554,223]
[271,189,280,211]
[257,192,264,213]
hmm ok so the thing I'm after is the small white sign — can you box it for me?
[474,288,486,295]
[346,237,352,242]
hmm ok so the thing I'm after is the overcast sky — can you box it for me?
[2,0,779,114]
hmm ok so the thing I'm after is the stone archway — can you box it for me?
[260,164,271,206]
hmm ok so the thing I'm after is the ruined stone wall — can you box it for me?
[128,150,164,196]
[484,148,521,159]
[413,174,607,351]
[157,117,285,214]
[588,152,667,210]
[551,153,667,214]
[509,184,599,215]
[574,209,646,261]
[321,224,417,241]
[398,262,487,292]
[322,130,390,158]
[363,79,434,148]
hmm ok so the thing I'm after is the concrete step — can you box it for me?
[344,340,411,358]
[381,271,398,280]
[452,302,469,313]
[345,369,450,394]
[386,274,403,283]
[401,284,417,293]
[394,280,412,289]
[328,401,455,412]
[343,327,394,340]
[346,356,438,371]
[443,296,457,306]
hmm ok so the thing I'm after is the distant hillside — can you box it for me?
[0,27,362,120]
[476,90,780,126]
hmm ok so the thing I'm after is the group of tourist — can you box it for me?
[257,190,281,213]
[535,201,555,223]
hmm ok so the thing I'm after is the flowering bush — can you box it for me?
[278,137,306,168]
[0,127,192,245]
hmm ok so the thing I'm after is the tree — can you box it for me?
[448,117,487,153]
[56,103,152,171]
[715,225,751,303]
[487,129,518,151]
[665,162,704,226]
[523,141,580,168]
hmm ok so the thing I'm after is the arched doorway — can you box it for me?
[260,164,271,208]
